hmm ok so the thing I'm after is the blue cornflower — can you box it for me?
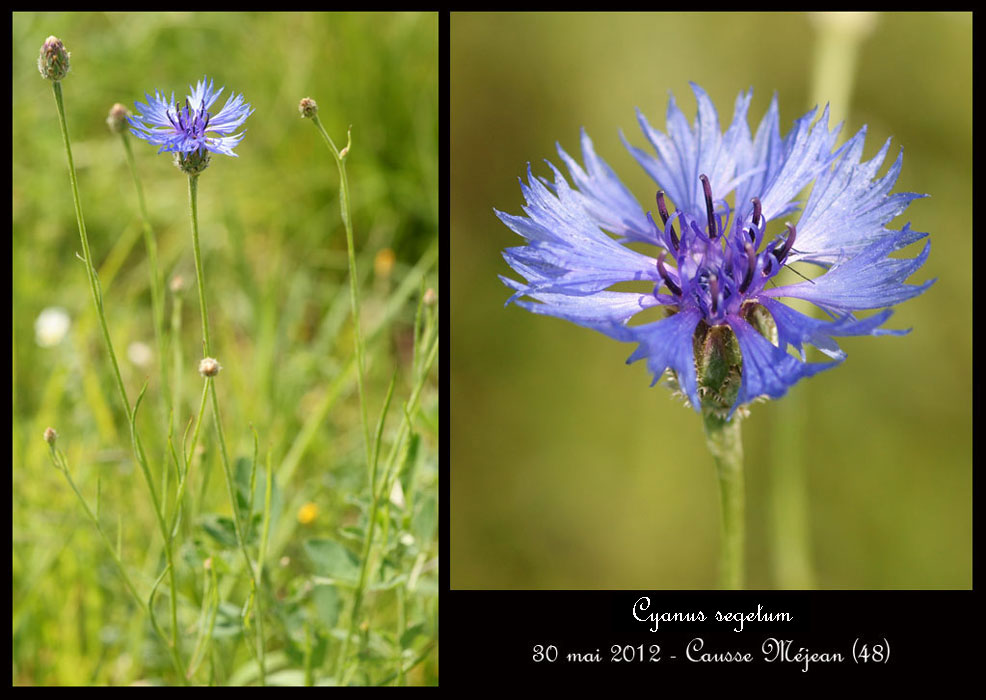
[497,83,933,419]
[128,76,253,164]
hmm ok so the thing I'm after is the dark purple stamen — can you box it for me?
[203,112,211,130]
[656,252,681,296]
[772,223,797,263]
[740,242,757,293]
[751,197,762,226]
[709,273,719,314]
[655,191,678,251]
[700,174,717,238]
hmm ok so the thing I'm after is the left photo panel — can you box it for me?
[13,11,438,686]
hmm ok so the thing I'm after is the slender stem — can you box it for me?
[188,176,211,356]
[187,173,265,681]
[309,118,372,481]
[185,381,210,471]
[52,82,130,425]
[703,413,745,590]
[308,117,375,682]
[339,336,438,684]
[763,12,878,589]
[50,445,185,680]
[395,587,407,686]
[52,81,184,679]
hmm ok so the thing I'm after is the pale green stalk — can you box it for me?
[305,115,379,683]
[395,586,407,686]
[703,413,745,589]
[48,444,185,680]
[50,81,184,681]
[339,333,438,685]
[307,119,373,480]
[767,12,878,589]
[187,173,265,684]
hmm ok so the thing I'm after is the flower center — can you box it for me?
[653,174,797,324]
[166,97,212,141]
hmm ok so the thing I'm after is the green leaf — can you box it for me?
[312,583,340,629]
[304,538,359,583]
[212,602,245,638]
[412,494,436,543]
[234,456,253,515]
[400,621,428,649]
[399,432,421,496]
[339,525,364,542]
[199,514,238,548]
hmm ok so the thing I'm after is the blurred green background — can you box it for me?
[451,12,970,589]
[14,12,437,684]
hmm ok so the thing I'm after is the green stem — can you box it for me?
[188,176,211,356]
[50,445,185,681]
[764,12,878,589]
[308,116,375,682]
[339,335,438,685]
[309,118,372,481]
[52,82,130,427]
[187,173,264,682]
[51,81,184,681]
[703,413,745,590]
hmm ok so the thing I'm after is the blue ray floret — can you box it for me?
[497,83,934,419]
[128,76,254,158]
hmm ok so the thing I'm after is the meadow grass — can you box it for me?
[13,12,438,686]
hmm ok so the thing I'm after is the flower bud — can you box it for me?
[106,103,130,134]
[175,148,210,176]
[38,35,70,82]
[298,97,318,119]
[43,426,57,445]
[423,288,437,306]
[169,274,186,293]
[198,357,222,377]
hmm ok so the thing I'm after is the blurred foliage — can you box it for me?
[13,12,437,685]
[451,12,970,589]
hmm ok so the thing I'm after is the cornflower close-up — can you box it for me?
[498,82,933,420]
[497,82,934,588]
[129,76,253,173]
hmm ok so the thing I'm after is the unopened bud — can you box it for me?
[198,357,222,377]
[298,97,317,119]
[107,103,129,134]
[169,275,186,293]
[175,149,210,176]
[38,36,71,82]
[423,288,437,306]
[43,426,57,445]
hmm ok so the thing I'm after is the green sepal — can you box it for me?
[696,322,743,418]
